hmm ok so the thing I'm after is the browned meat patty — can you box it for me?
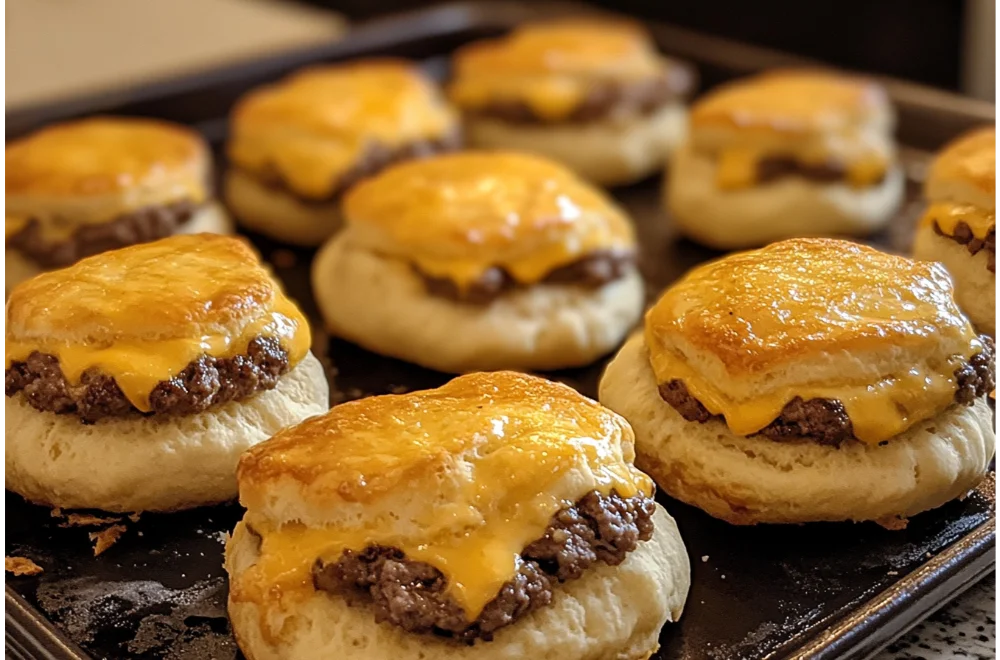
[419,250,636,304]
[933,221,996,273]
[5,336,290,424]
[659,335,995,446]
[312,490,656,643]
[467,70,694,125]
[6,199,202,268]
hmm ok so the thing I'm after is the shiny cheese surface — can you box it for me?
[5,234,310,411]
[645,238,981,444]
[227,60,457,200]
[920,202,996,240]
[6,117,208,201]
[234,371,652,620]
[343,151,635,287]
[449,20,671,121]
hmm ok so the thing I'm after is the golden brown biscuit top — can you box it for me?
[5,234,311,411]
[645,238,983,444]
[691,69,889,134]
[227,59,458,199]
[448,19,678,121]
[926,127,996,204]
[5,117,208,199]
[342,151,635,286]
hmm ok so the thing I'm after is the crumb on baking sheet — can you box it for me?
[89,525,127,556]
[128,512,141,523]
[876,516,909,531]
[6,556,43,576]
[50,507,62,518]
[60,513,121,527]
[701,555,709,562]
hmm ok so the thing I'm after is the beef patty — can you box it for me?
[467,70,694,125]
[247,132,462,204]
[6,199,202,268]
[752,156,888,187]
[933,221,996,273]
[420,250,636,304]
[5,336,290,424]
[659,336,995,446]
[312,490,655,643]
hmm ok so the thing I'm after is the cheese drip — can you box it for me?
[5,296,310,412]
[714,148,888,190]
[920,202,995,240]
[646,327,980,444]
[231,374,652,621]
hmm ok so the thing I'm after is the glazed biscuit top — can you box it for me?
[921,127,995,241]
[227,59,458,200]
[342,151,635,287]
[448,19,682,121]
[689,70,895,189]
[5,234,311,412]
[233,371,652,622]
[5,117,210,232]
[644,238,983,444]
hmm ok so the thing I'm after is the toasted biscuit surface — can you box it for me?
[227,60,457,200]
[343,151,634,287]
[925,127,996,210]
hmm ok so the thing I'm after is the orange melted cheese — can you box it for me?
[644,239,982,444]
[5,235,311,411]
[714,148,889,190]
[5,216,28,241]
[233,372,652,620]
[449,20,670,122]
[920,202,996,240]
[228,61,457,200]
[344,152,635,287]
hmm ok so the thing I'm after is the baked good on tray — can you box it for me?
[5,116,232,294]
[312,150,644,372]
[225,371,689,660]
[448,19,694,186]
[5,234,329,513]
[665,69,904,249]
[913,127,995,336]
[599,238,995,526]
[224,59,460,246]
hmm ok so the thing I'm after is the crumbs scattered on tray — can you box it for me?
[60,513,121,527]
[6,556,43,576]
[90,525,127,556]
[876,515,909,531]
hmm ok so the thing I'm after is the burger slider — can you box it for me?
[5,116,232,293]
[226,371,689,659]
[448,19,694,186]
[600,238,995,526]
[225,59,460,246]
[913,127,995,335]
[5,234,329,513]
[666,70,904,249]
[312,151,644,372]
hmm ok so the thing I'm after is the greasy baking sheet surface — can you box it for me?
[5,4,996,659]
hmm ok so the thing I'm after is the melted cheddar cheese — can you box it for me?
[5,234,311,411]
[920,202,996,240]
[228,61,457,200]
[5,216,28,240]
[232,372,652,621]
[714,148,889,190]
[644,238,982,445]
[344,151,635,288]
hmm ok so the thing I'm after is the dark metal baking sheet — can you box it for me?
[5,3,996,659]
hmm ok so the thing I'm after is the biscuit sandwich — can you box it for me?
[5,234,329,512]
[666,70,904,249]
[225,59,460,246]
[913,127,995,335]
[448,19,694,186]
[226,371,690,660]
[312,150,644,372]
[599,238,995,526]
[6,116,231,293]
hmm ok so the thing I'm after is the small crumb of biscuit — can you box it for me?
[60,513,121,527]
[6,556,43,576]
[887,570,899,576]
[701,555,709,562]
[89,525,127,556]
[271,249,297,269]
[876,516,909,531]
[50,508,63,518]
[128,513,141,523]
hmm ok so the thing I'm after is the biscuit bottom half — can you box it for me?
[225,504,689,660]
[311,235,644,373]
[5,352,328,513]
[599,334,995,526]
